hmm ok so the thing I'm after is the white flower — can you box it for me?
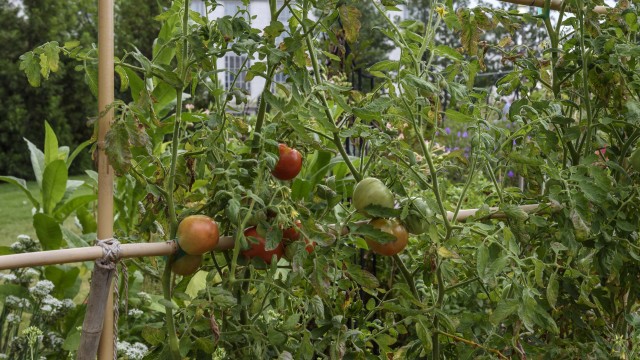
[41,295,64,315]
[137,292,151,303]
[128,308,143,317]
[62,299,76,310]
[117,341,148,360]
[6,314,21,324]
[24,268,40,278]
[5,295,30,309]
[30,280,55,298]
[17,234,31,241]
[1,274,17,282]
[10,241,24,252]
[46,332,64,347]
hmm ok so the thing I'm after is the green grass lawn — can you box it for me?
[0,175,93,247]
[0,181,39,246]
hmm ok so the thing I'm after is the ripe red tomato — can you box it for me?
[242,226,284,264]
[171,252,203,276]
[352,177,394,216]
[283,220,315,254]
[365,218,409,256]
[177,215,220,255]
[272,143,302,181]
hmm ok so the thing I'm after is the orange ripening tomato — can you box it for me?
[365,218,409,256]
[177,215,219,255]
[171,252,203,276]
[283,220,315,254]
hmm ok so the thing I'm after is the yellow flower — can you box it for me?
[435,5,448,18]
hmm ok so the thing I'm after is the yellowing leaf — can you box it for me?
[339,5,361,43]
[438,246,460,259]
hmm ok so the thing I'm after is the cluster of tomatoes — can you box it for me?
[171,144,431,275]
[172,143,305,275]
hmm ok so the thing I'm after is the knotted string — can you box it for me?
[96,238,128,360]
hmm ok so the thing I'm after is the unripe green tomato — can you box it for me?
[401,197,433,235]
[352,177,394,216]
[630,147,640,173]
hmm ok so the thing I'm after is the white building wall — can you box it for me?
[192,0,404,99]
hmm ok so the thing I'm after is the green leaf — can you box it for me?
[45,265,81,299]
[19,51,42,87]
[476,244,489,281]
[25,138,45,187]
[0,284,30,300]
[415,319,432,352]
[115,65,129,92]
[338,5,361,43]
[185,270,208,299]
[53,194,96,222]
[158,298,179,310]
[0,176,39,208]
[349,223,397,244]
[41,41,60,74]
[309,295,324,319]
[346,263,380,289]
[434,45,463,60]
[42,160,68,215]
[353,97,392,121]
[142,326,166,346]
[547,272,559,309]
[369,60,399,72]
[490,299,519,324]
[209,287,237,308]
[62,227,91,248]
[404,74,438,94]
[33,213,64,250]
[444,109,473,123]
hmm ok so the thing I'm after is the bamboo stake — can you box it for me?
[498,0,608,14]
[94,0,115,359]
[0,203,555,271]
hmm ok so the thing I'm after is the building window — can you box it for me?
[225,54,250,92]
[192,0,206,16]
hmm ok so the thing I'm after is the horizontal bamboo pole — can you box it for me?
[0,203,553,271]
[499,0,608,14]
[0,237,237,271]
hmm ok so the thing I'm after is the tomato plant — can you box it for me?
[242,226,284,264]
[271,143,303,181]
[365,218,409,256]
[176,215,219,255]
[352,177,394,215]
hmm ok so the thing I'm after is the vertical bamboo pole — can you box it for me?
[97,0,115,358]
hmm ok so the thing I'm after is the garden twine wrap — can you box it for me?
[96,238,128,360]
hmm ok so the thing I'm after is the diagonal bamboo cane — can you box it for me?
[498,0,608,14]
